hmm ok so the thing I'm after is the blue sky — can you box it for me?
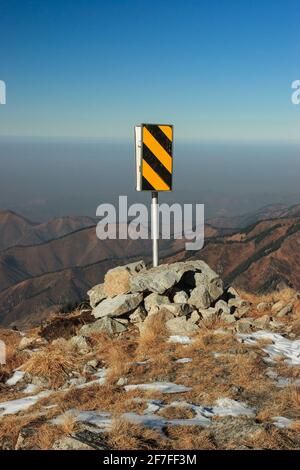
[0,0,299,141]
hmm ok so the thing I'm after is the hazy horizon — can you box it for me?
[0,138,300,222]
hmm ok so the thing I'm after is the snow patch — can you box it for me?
[272,416,294,429]
[0,391,51,416]
[6,370,25,386]
[175,358,192,364]
[238,330,300,365]
[168,335,193,345]
[125,382,192,394]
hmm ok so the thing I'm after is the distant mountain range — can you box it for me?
[0,203,300,328]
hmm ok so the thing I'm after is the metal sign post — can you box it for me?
[151,191,159,267]
[135,123,173,267]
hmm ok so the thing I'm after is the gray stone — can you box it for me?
[199,307,218,322]
[80,317,127,337]
[83,360,98,375]
[103,260,146,297]
[188,285,211,309]
[87,283,106,308]
[235,318,254,333]
[116,318,129,325]
[68,335,89,354]
[130,260,223,297]
[18,336,37,350]
[173,290,189,303]
[92,293,143,318]
[253,315,270,329]
[129,305,147,323]
[53,436,94,450]
[215,300,231,315]
[117,377,128,386]
[157,303,193,317]
[271,300,286,314]
[256,302,271,311]
[144,293,169,313]
[166,316,200,335]
[234,305,251,319]
[190,311,200,323]
[227,286,240,299]
[220,313,236,324]
[228,298,251,310]
[194,271,223,302]
[276,304,293,318]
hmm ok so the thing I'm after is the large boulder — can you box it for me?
[130,260,223,298]
[80,317,127,337]
[103,260,146,297]
[92,293,143,319]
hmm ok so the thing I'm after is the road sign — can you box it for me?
[135,124,173,192]
[134,123,174,267]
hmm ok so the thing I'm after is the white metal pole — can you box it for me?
[151,191,159,267]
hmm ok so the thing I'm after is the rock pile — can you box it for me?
[81,260,262,337]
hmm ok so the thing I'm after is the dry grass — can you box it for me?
[22,348,74,389]
[158,405,195,420]
[58,410,77,434]
[136,313,168,359]
[107,418,162,450]
[1,290,300,450]
[257,385,300,422]
[166,425,216,450]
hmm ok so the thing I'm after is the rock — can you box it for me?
[193,271,223,302]
[18,336,37,350]
[276,304,293,318]
[87,283,106,309]
[253,315,270,329]
[80,317,127,337]
[173,290,189,303]
[220,313,236,324]
[269,319,284,330]
[227,287,240,299]
[271,300,285,314]
[130,260,223,297]
[83,360,98,375]
[228,298,250,310]
[15,427,38,450]
[166,316,200,335]
[129,306,147,323]
[156,303,193,317]
[235,318,254,333]
[215,300,231,315]
[116,318,129,325]
[256,302,271,311]
[103,260,146,297]
[68,335,89,354]
[144,293,169,313]
[188,285,211,309]
[92,293,143,319]
[234,305,251,319]
[117,377,128,386]
[53,436,94,450]
[190,311,200,323]
[199,307,218,322]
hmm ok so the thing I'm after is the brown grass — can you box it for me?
[107,418,162,450]
[22,348,74,389]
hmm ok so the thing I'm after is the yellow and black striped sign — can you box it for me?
[141,124,173,191]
